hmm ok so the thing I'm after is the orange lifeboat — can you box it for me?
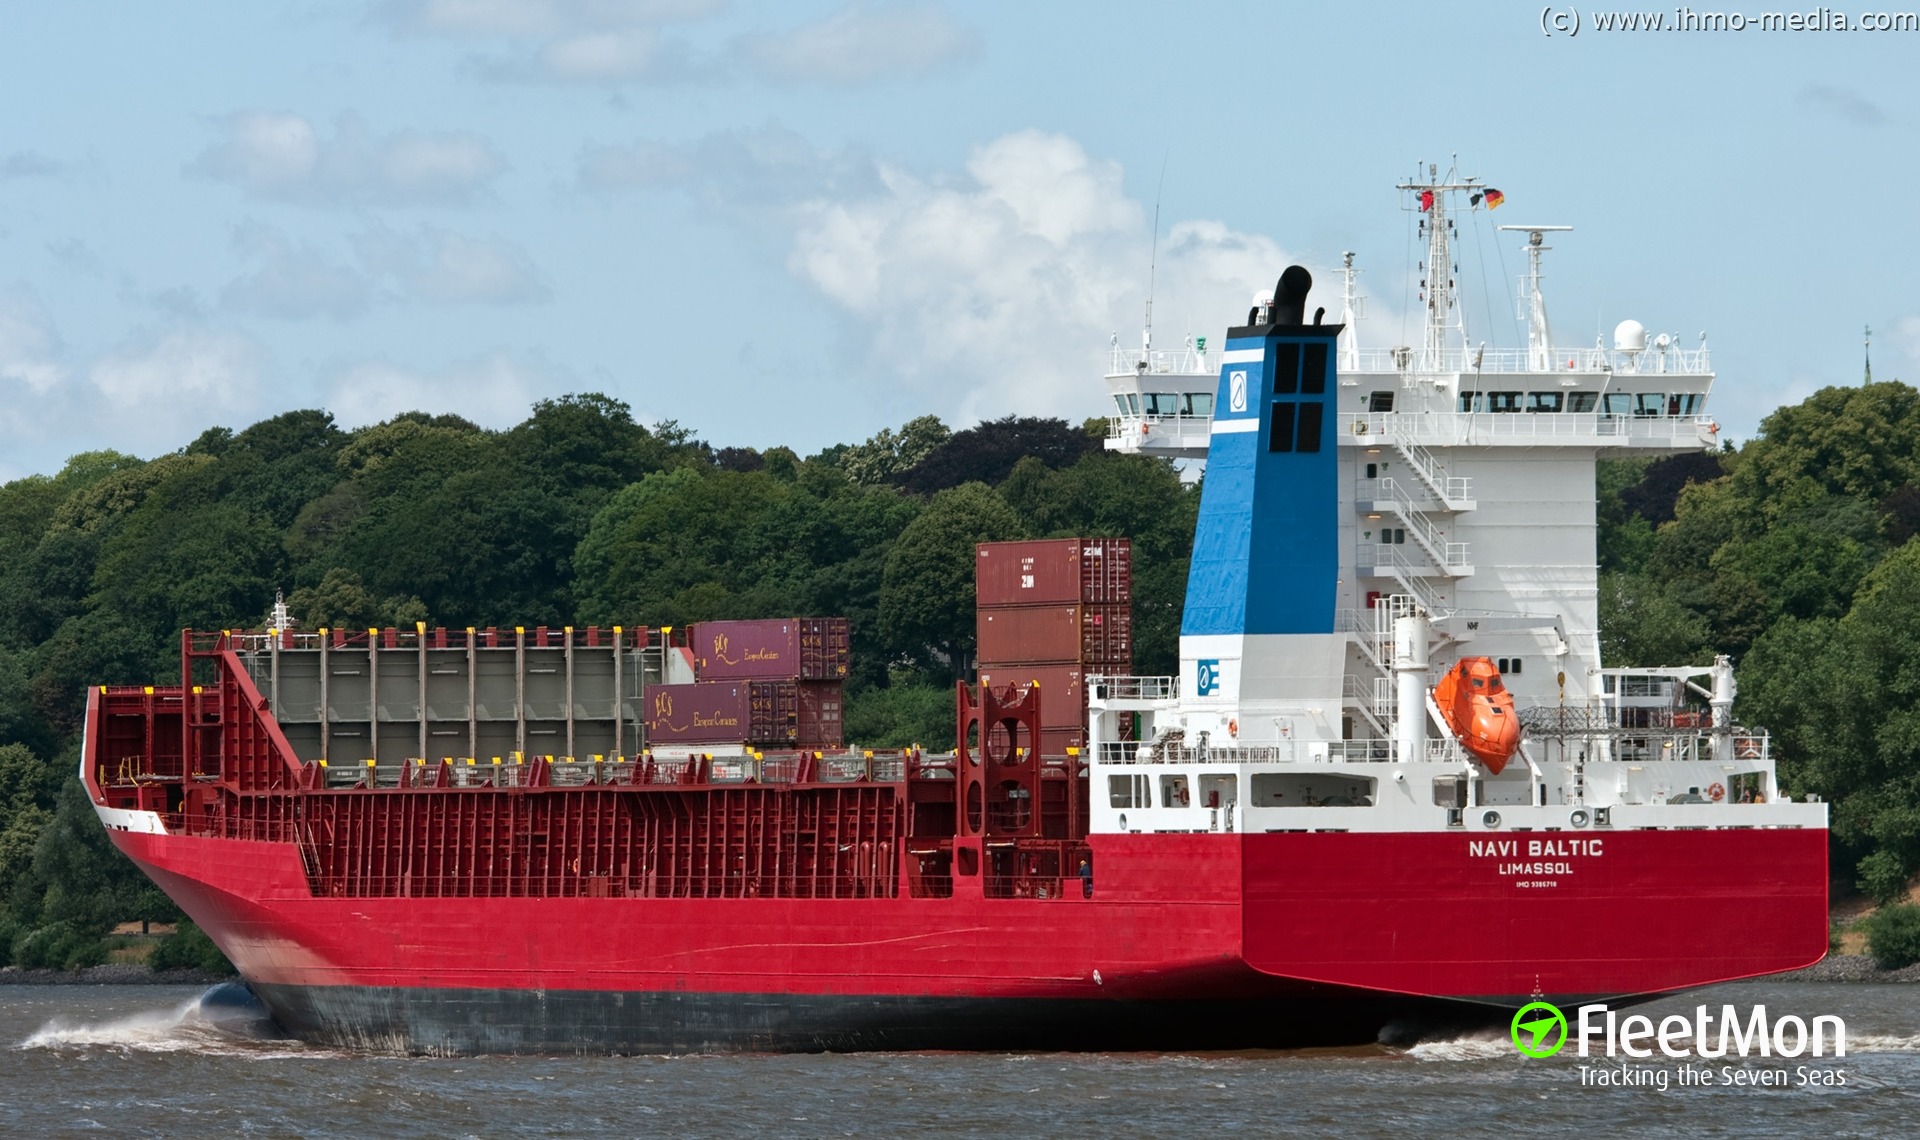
[1432,658,1521,774]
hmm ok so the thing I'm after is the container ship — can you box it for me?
[83,169,1828,1053]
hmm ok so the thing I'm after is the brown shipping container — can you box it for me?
[797,680,845,748]
[976,665,1086,729]
[690,618,851,681]
[975,539,1132,607]
[644,682,751,744]
[645,681,810,745]
[976,603,1132,667]
[1039,727,1085,756]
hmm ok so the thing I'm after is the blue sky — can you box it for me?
[1,1,1913,481]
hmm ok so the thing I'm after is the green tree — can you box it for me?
[879,482,1024,676]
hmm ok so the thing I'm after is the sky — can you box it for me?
[1,1,1915,482]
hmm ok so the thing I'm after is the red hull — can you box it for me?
[108,825,1826,1005]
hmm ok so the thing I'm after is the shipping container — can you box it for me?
[976,603,1132,668]
[689,618,851,681]
[645,680,821,745]
[975,539,1132,607]
[797,680,845,748]
[976,665,1086,729]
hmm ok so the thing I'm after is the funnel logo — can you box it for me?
[1512,1001,1569,1058]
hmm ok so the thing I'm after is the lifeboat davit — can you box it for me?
[1433,657,1521,774]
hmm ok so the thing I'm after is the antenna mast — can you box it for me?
[1498,224,1574,372]
[1398,161,1481,372]
[1142,154,1168,364]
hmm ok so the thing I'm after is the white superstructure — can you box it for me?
[1090,165,1821,839]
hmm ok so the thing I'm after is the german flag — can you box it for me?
[1483,188,1505,209]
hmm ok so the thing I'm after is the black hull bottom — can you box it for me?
[249,982,1508,1055]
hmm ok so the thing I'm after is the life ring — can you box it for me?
[1227,718,1239,738]
[1735,738,1761,759]
[1177,785,1190,806]
[1707,782,1725,802]
[1140,422,1150,436]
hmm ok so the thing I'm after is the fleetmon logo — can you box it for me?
[1511,1001,1569,1058]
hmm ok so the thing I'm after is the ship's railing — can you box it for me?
[311,749,953,789]
[221,625,651,655]
[1356,541,1467,577]
[1349,345,1711,375]
[1095,737,1460,766]
[1088,675,1177,701]
[1349,412,1718,448]
[1106,343,1211,377]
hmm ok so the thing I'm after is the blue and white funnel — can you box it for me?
[1180,266,1346,742]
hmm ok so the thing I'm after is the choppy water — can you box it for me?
[5,981,1919,1137]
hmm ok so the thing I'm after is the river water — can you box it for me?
[4,981,1918,1137]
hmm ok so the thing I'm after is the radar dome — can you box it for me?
[1613,320,1648,352]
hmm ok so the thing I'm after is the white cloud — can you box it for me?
[0,150,65,180]
[577,122,876,206]
[353,224,550,304]
[191,112,505,207]
[787,130,1292,424]
[0,306,279,482]
[90,330,266,409]
[324,350,555,428]
[377,0,723,38]
[0,285,66,393]
[222,224,372,320]
[1799,84,1886,126]
[735,1,979,86]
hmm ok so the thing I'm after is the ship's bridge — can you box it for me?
[1101,339,1216,459]
[1106,335,1721,459]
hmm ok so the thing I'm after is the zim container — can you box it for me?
[976,603,1132,668]
[689,618,851,682]
[975,539,1132,607]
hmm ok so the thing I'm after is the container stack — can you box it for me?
[643,618,850,750]
[975,539,1132,756]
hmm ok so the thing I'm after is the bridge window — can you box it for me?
[1603,393,1633,416]
[1675,393,1703,415]
[1527,392,1564,413]
[1567,392,1598,412]
[1458,393,1483,412]
[1488,391,1523,413]
[1635,393,1667,417]
[1184,392,1213,417]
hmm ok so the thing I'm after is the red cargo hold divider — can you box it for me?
[975,539,1132,606]
[688,618,851,682]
